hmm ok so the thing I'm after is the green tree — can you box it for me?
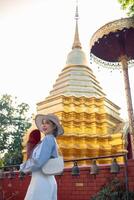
[0,94,31,166]
[118,0,134,16]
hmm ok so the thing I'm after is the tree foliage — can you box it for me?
[0,94,31,166]
[118,0,134,16]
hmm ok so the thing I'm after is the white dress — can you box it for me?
[20,135,58,200]
[24,171,57,200]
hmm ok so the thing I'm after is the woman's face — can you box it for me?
[41,119,56,135]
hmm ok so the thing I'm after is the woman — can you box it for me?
[20,113,64,200]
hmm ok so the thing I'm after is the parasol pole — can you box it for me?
[119,55,134,156]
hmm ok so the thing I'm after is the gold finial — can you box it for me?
[72,0,82,49]
[75,0,79,20]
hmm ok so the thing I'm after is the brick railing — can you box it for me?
[0,154,134,200]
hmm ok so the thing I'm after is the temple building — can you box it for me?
[23,5,127,165]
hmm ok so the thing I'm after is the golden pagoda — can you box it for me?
[23,5,126,165]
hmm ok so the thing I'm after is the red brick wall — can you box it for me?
[1,159,134,200]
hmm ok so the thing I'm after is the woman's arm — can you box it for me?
[20,135,55,172]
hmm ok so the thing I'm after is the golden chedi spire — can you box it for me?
[72,3,82,49]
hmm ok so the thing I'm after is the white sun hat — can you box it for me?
[35,113,64,136]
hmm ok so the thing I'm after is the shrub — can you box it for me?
[90,178,134,200]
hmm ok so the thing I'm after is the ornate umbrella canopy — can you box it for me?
[90,17,134,155]
[90,17,134,69]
